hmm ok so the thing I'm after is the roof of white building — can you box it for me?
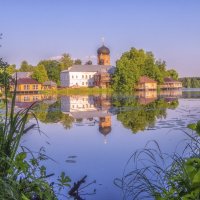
[61,65,115,74]
[12,72,33,79]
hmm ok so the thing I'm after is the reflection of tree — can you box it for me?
[61,114,74,129]
[45,101,63,123]
[35,102,49,123]
[35,100,74,129]
[113,97,179,133]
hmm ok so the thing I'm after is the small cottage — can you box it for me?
[160,77,182,90]
[10,78,42,93]
[135,76,157,91]
[42,80,57,90]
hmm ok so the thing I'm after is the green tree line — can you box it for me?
[180,77,200,88]
[1,53,83,86]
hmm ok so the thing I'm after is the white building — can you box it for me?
[60,65,115,87]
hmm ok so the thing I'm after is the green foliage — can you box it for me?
[59,53,73,71]
[0,58,10,86]
[180,77,200,88]
[19,60,34,72]
[113,96,178,133]
[112,48,178,92]
[32,64,48,83]
[0,62,71,199]
[38,60,61,85]
[188,120,200,135]
[34,101,74,129]
[167,69,179,80]
[74,59,82,65]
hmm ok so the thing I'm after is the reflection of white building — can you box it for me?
[61,95,112,143]
[61,95,111,120]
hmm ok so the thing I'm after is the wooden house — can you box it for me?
[42,80,57,90]
[94,72,111,88]
[135,76,157,91]
[159,77,182,90]
[10,78,42,93]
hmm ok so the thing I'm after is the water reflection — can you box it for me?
[112,96,179,133]
[15,91,182,134]
[61,95,112,142]
[15,93,57,108]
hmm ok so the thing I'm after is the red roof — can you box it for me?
[138,76,157,84]
[164,77,180,83]
[15,78,40,85]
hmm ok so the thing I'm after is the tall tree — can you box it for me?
[6,64,16,75]
[112,47,179,92]
[38,60,61,84]
[32,64,48,83]
[74,59,82,65]
[167,69,179,80]
[19,60,33,72]
[85,60,92,65]
[59,53,73,70]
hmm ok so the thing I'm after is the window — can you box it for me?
[89,75,91,78]
[24,85,29,90]
[85,75,87,79]
[82,82,84,85]
[33,85,38,90]
[24,96,30,101]
[76,75,78,78]
[86,82,88,85]
[82,75,84,78]
[33,96,39,101]
[72,75,74,79]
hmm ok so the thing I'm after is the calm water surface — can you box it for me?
[19,90,200,200]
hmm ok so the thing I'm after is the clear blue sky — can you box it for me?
[0,0,200,77]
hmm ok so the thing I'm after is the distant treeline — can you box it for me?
[179,77,200,88]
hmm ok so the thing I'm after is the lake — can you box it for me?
[19,89,200,200]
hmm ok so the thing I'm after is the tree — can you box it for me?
[19,60,33,72]
[112,48,146,92]
[6,64,16,75]
[74,59,82,65]
[32,64,48,83]
[38,60,61,85]
[85,60,92,65]
[112,47,179,92]
[167,69,179,80]
[59,53,73,71]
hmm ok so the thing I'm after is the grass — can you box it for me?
[42,87,113,95]
[114,135,200,200]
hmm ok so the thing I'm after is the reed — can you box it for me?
[114,136,200,200]
[0,63,71,199]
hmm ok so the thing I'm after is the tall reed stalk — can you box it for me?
[0,62,37,177]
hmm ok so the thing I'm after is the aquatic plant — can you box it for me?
[115,135,200,200]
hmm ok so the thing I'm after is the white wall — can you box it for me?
[69,72,96,87]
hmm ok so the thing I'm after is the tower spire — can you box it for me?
[101,37,105,45]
